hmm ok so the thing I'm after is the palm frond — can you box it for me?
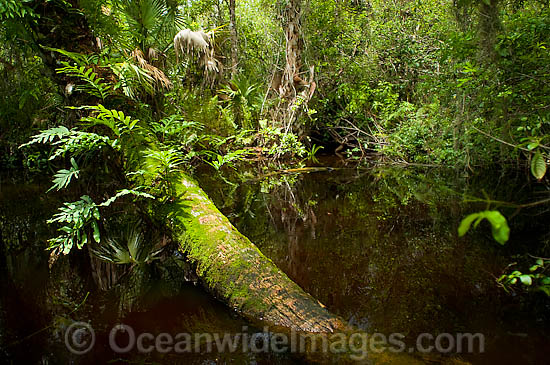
[110,60,155,98]
[131,48,172,90]
[174,29,211,57]
[92,223,163,265]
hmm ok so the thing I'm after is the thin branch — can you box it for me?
[472,126,530,152]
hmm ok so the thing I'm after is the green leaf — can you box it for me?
[519,275,532,286]
[458,213,479,237]
[538,286,550,296]
[531,152,547,180]
[458,210,510,245]
[485,211,510,245]
[48,164,80,192]
[92,220,101,243]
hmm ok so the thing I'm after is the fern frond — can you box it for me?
[47,158,80,192]
[20,126,71,147]
[57,62,112,99]
[41,46,98,65]
[78,104,141,136]
[49,130,116,160]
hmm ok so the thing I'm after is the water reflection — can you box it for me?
[210,164,550,364]
[0,178,296,364]
[2,165,550,364]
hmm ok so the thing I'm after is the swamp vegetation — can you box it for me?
[1,0,550,363]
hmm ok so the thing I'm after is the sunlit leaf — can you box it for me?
[458,210,510,245]
[92,220,101,243]
[519,275,532,286]
[531,152,547,180]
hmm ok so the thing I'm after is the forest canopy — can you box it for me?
[0,0,548,171]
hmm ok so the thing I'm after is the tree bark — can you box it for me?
[279,0,302,101]
[274,0,316,129]
[170,174,347,333]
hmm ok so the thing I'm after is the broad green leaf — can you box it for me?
[519,275,532,286]
[531,152,547,180]
[458,210,509,245]
[538,286,550,297]
[484,211,510,245]
[458,213,479,237]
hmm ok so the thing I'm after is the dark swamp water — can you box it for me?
[1,161,550,364]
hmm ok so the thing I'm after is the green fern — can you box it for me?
[47,195,100,254]
[51,131,116,160]
[47,189,154,255]
[48,157,80,192]
[57,62,112,99]
[20,126,71,147]
[143,148,184,174]
[22,126,117,160]
[42,46,100,66]
[150,115,202,142]
[77,104,141,136]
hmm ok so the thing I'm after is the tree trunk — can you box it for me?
[279,0,302,101]
[479,0,501,61]
[226,0,239,79]
[274,0,316,130]
[170,174,347,333]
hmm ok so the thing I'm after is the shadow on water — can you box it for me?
[1,160,550,364]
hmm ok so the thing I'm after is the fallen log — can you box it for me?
[170,174,347,333]
[168,175,435,364]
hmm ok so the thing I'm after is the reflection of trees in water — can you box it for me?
[262,176,320,282]
[89,251,122,291]
[243,167,515,336]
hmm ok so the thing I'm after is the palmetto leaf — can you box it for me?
[92,223,163,265]
[120,0,167,42]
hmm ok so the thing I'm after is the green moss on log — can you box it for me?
[169,174,347,333]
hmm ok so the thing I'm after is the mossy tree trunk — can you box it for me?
[170,174,348,333]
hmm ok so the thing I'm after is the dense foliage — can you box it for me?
[1,0,550,294]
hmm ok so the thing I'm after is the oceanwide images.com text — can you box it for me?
[65,322,485,360]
